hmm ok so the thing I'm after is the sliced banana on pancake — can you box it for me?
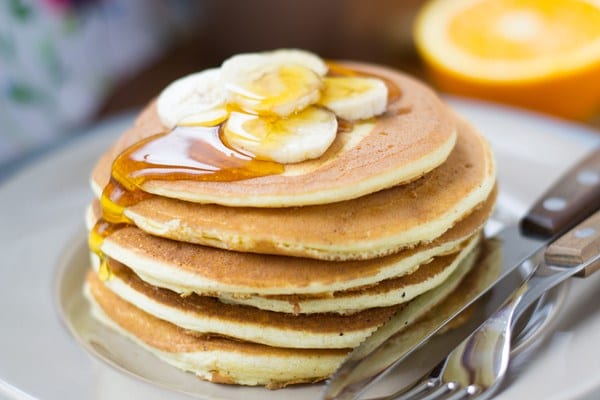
[223,48,329,77]
[154,49,390,165]
[221,49,326,117]
[319,76,388,120]
[222,107,337,163]
[156,68,228,128]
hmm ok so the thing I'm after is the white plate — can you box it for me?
[0,98,599,400]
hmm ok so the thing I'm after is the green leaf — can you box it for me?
[6,82,43,104]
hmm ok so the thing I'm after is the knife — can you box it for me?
[322,148,600,400]
[436,209,600,400]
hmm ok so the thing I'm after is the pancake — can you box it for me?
[95,262,398,349]
[95,238,479,343]
[93,117,495,261]
[81,51,500,390]
[91,62,458,208]
[88,188,494,296]
[217,234,480,314]
[83,238,498,388]
[85,273,346,388]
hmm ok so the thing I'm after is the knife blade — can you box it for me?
[322,147,600,400]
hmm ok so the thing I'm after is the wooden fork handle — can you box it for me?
[545,209,600,277]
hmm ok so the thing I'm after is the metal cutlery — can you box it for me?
[381,209,600,400]
[323,148,600,400]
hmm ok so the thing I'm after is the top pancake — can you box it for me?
[93,117,495,261]
[91,62,457,207]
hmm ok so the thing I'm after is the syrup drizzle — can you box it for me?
[89,219,128,280]
[112,126,284,184]
[90,63,403,280]
[91,126,284,279]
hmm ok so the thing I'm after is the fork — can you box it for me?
[365,282,527,400]
[367,211,600,400]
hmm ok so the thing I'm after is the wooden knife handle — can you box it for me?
[545,209,600,277]
[521,147,600,239]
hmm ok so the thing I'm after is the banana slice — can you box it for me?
[157,68,228,128]
[267,48,328,76]
[319,76,388,121]
[221,49,327,117]
[223,107,337,163]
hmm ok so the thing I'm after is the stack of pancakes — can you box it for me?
[83,62,497,389]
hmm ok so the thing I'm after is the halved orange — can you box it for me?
[414,0,600,119]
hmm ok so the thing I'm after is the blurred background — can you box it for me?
[1,0,599,177]
[0,0,427,174]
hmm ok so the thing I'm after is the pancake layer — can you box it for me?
[89,188,494,296]
[217,234,480,314]
[84,239,497,388]
[93,238,478,348]
[95,117,494,261]
[96,262,399,348]
[85,275,346,389]
[91,62,458,208]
